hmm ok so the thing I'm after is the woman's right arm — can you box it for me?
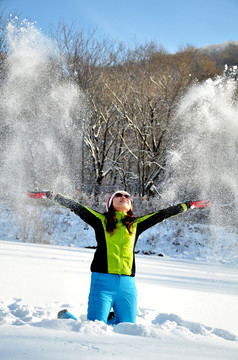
[53,194,101,227]
[26,191,101,228]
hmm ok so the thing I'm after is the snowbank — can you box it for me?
[1,202,237,267]
[0,241,237,360]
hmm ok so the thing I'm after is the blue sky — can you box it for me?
[2,0,238,53]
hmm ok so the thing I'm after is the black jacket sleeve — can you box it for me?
[136,202,190,237]
[53,194,101,228]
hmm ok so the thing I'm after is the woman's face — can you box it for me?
[112,192,132,213]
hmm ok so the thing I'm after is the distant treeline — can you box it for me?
[0,9,238,199]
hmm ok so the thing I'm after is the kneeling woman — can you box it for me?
[27,190,210,324]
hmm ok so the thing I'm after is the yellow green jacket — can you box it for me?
[54,194,189,277]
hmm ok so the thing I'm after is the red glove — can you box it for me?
[190,200,210,209]
[26,191,53,199]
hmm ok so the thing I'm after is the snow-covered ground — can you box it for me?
[0,240,237,360]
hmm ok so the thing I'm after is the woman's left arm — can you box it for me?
[137,200,210,235]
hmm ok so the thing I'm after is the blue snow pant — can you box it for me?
[87,272,137,325]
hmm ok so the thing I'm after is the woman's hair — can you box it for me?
[104,204,136,234]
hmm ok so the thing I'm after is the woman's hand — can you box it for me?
[26,191,54,199]
[190,200,210,209]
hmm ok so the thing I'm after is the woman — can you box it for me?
[27,190,210,324]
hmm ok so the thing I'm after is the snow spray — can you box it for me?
[0,20,86,201]
[162,77,238,230]
[0,20,87,242]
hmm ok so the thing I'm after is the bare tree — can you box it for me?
[0,8,9,81]
[99,46,219,196]
[50,26,220,198]
[51,21,123,89]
